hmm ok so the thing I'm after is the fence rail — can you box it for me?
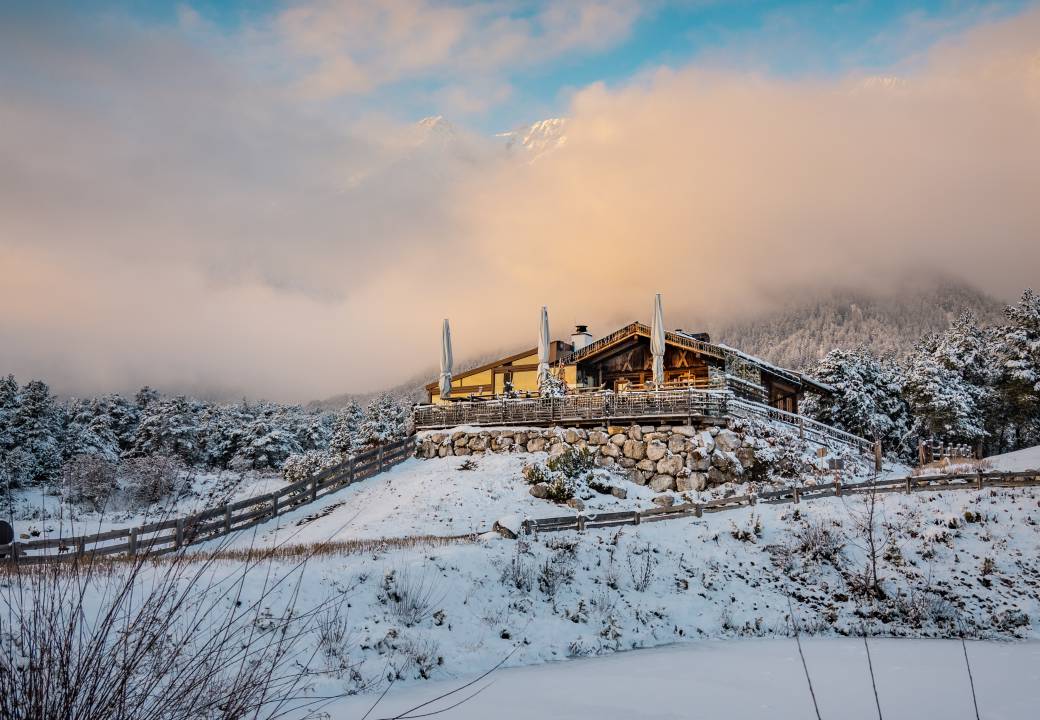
[520,470,1040,535]
[0,435,417,566]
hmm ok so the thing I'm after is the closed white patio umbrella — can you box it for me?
[439,318,453,399]
[537,306,551,392]
[651,293,665,388]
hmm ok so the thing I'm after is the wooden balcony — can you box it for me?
[413,388,873,455]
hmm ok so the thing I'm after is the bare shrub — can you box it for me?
[0,546,349,720]
[537,555,575,597]
[627,543,657,592]
[500,542,534,592]
[61,455,118,510]
[729,512,763,543]
[380,567,441,627]
[121,454,183,507]
[394,633,443,680]
[794,518,845,564]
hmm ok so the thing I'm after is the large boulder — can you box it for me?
[711,449,732,472]
[527,437,547,453]
[587,431,609,446]
[698,430,715,452]
[646,441,667,462]
[627,468,649,486]
[650,474,676,492]
[623,439,647,460]
[716,429,741,452]
[667,435,687,454]
[627,425,643,441]
[673,425,696,438]
[529,482,549,499]
[594,454,616,469]
[600,442,620,458]
[707,466,729,485]
[677,472,707,492]
[548,442,568,459]
[636,458,656,473]
[688,447,711,472]
[656,455,684,476]
[610,433,627,446]
[652,494,675,507]
[564,428,583,444]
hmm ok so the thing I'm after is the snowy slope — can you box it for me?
[984,445,1040,472]
[323,638,1040,720]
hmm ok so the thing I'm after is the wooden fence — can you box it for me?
[0,435,417,566]
[520,470,1040,535]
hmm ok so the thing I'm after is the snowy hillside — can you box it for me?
[711,279,1004,371]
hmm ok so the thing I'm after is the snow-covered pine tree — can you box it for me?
[0,374,19,456]
[995,289,1040,447]
[64,397,122,463]
[330,401,364,455]
[904,334,985,444]
[129,395,202,464]
[10,379,65,486]
[356,393,409,448]
[228,404,302,471]
[802,348,911,456]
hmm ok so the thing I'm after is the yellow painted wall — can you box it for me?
[429,360,579,403]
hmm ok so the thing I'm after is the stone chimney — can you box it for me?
[570,324,593,351]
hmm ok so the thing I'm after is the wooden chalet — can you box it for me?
[426,321,830,414]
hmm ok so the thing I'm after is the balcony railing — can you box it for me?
[414,389,732,430]
[413,389,872,455]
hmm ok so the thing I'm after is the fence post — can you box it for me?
[693,504,702,518]
[976,471,983,490]
[905,477,913,494]
[309,476,318,502]
[76,537,85,559]
[9,541,19,566]
[799,418,805,441]
[834,479,842,497]
[918,440,927,466]
[874,441,883,473]
[633,511,641,525]
[576,514,586,532]
[175,518,184,549]
[224,505,232,535]
[792,487,800,504]
[271,493,278,518]
[129,528,138,556]
[348,459,356,485]
[378,446,385,472]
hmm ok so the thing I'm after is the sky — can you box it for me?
[1,0,1039,402]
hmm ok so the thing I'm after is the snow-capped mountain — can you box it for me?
[496,117,568,159]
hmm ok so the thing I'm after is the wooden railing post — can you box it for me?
[792,487,800,504]
[175,518,184,549]
[834,479,842,497]
[224,505,232,534]
[905,477,913,494]
[129,528,138,556]
[976,471,983,490]
[76,537,85,559]
[309,476,318,502]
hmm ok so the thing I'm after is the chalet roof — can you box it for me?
[564,322,833,395]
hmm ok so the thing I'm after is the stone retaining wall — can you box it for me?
[416,420,837,491]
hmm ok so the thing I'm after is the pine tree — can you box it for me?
[996,289,1040,447]
[130,395,202,464]
[330,401,365,455]
[64,397,121,462]
[0,374,20,456]
[904,335,985,443]
[229,405,302,470]
[11,380,65,485]
[356,393,409,448]
[802,348,911,456]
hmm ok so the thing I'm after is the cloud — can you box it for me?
[1,4,1038,401]
[276,0,643,102]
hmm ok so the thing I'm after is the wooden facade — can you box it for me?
[426,321,830,413]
